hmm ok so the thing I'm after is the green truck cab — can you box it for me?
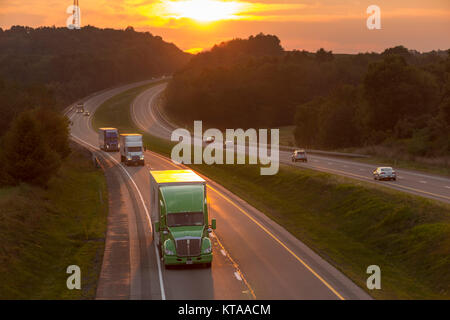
[151,170,216,268]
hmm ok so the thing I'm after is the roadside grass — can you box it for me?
[343,153,450,177]
[93,85,450,299]
[0,143,108,299]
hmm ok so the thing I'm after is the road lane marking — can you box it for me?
[220,249,226,256]
[419,180,427,184]
[149,150,346,300]
[69,134,167,300]
[311,165,450,201]
[234,272,243,281]
[207,184,345,300]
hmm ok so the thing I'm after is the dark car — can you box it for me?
[373,167,396,181]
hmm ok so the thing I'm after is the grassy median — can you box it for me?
[93,85,450,300]
[0,143,108,299]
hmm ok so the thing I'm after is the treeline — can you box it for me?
[295,50,450,156]
[165,34,449,156]
[0,25,190,135]
[0,25,190,186]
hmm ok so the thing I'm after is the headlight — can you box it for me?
[203,246,211,254]
[202,238,212,254]
[140,155,144,160]
[127,156,131,160]
[165,248,175,255]
[164,240,175,255]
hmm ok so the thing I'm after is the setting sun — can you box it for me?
[163,0,248,22]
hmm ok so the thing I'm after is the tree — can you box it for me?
[1,111,60,186]
[316,48,334,63]
[363,55,438,131]
[31,108,71,159]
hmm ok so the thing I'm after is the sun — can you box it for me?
[163,0,248,22]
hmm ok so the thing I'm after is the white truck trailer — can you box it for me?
[119,134,145,166]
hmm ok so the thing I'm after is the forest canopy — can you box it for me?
[165,35,450,156]
[0,25,190,136]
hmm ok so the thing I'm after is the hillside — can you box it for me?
[0,26,190,136]
[165,35,449,157]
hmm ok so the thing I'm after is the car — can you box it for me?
[84,111,90,116]
[291,149,307,162]
[373,167,396,181]
[205,136,215,144]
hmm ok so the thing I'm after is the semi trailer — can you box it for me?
[99,128,119,152]
[120,134,145,166]
[151,170,216,268]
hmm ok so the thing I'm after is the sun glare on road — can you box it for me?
[163,0,248,22]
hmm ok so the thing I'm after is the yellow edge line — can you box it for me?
[212,232,257,300]
[149,151,345,300]
[207,184,345,300]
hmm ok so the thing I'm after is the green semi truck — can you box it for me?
[151,170,216,268]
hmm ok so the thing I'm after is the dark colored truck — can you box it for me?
[98,128,119,152]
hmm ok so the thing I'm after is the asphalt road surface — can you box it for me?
[132,83,450,204]
[68,80,372,300]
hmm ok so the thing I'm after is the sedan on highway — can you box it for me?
[291,149,308,162]
[373,167,396,181]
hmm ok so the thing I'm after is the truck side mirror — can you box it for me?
[155,221,160,232]
[211,219,216,230]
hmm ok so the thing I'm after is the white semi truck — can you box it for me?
[120,134,145,166]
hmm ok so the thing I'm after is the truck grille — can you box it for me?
[132,156,140,161]
[175,238,201,257]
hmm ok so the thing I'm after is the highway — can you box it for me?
[68,80,372,300]
[133,83,450,204]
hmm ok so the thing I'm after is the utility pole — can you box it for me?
[73,0,80,29]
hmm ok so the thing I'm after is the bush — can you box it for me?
[1,110,62,186]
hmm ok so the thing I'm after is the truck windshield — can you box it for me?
[167,212,204,227]
[127,146,142,152]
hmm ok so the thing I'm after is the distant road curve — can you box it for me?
[68,79,372,300]
[132,84,450,204]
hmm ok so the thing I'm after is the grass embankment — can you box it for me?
[0,143,108,299]
[94,85,450,299]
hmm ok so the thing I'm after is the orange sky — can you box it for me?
[0,0,449,53]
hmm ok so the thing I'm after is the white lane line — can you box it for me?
[149,151,344,300]
[445,186,450,189]
[70,134,166,300]
[234,272,242,281]
[419,180,427,184]
[220,249,226,256]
